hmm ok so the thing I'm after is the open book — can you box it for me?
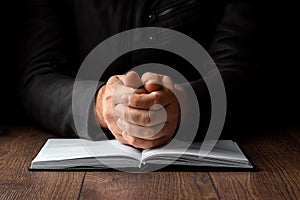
[30,139,253,170]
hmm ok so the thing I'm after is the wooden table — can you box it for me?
[0,126,299,200]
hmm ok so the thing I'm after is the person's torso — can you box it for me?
[58,0,225,80]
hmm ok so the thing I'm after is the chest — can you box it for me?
[63,0,223,60]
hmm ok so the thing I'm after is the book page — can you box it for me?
[141,140,249,162]
[33,139,142,162]
[141,139,190,161]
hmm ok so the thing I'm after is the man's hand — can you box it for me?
[95,72,140,144]
[115,72,182,149]
[96,71,184,149]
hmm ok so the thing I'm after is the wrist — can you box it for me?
[175,84,189,125]
[95,85,108,128]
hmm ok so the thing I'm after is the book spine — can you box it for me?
[138,161,146,168]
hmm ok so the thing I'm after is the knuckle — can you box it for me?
[128,137,137,146]
[107,75,117,84]
[103,94,111,101]
[153,93,163,105]
[129,96,138,107]
[142,115,151,126]
[129,110,138,123]
[143,72,153,79]
[123,121,130,132]
[119,107,127,119]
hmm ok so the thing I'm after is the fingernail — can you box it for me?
[117,118,123,128]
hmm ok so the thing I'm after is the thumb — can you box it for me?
[144,81,162,93]
[122,71,143,88]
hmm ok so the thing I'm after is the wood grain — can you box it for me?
[1,126,300,200]
[0,127,85,200]
[80,171,219,200]
[287,127,300,144]
[209,130,300,200]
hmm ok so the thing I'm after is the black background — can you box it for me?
[3,2,299,130]
[256,2,299,128]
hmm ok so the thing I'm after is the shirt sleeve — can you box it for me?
[190,1,259,138]
[16,0,108,140]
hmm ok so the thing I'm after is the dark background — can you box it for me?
[3,2,299,130]
[256,2,299,128]
[3,0,26,124]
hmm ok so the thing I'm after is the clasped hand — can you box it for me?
[96,71,184,149]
